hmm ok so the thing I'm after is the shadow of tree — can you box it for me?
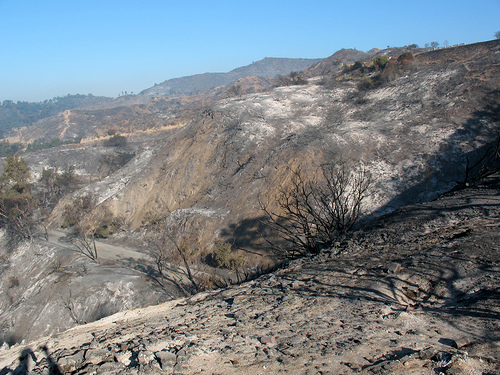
[218,96,500,260]
[120,257,188,299]
[244,254,500,341]
[216,177,500,339]
[280,244,500,339]
[219,216,272,253]
[361,347,419,372]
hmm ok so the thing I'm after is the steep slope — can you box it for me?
[0,229,174,345]
[1,172,499,374]
[70,40,500,248]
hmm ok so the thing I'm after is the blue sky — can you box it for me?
[1,0,499,102]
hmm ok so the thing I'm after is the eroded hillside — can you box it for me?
[5,57,321,146]
[0,40,499,355]
[1,170,499,374]
[70,40,500,246]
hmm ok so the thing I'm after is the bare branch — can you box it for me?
[61,288,87,325]
[260,160,371,258]
[146,221,208,295]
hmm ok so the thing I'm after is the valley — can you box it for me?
[0,40,499,374]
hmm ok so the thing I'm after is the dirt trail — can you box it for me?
[47,229,152,263]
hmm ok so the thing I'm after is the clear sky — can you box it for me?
[1,0,498,102]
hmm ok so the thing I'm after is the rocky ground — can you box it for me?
[1,173,499,374]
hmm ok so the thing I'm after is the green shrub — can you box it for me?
[372,56,388,71]
[104,134,127,147]
[94,225,110,238]
[357,77,376,91]
[213,241,233,268]
[350,61,364,71]
[0,141,22,157]
[228,255,246,272]
[275,72,306,87]
[25,138,78,152]
[212,241,246,271]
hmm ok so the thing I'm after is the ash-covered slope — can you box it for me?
[80,40,500,244]
[1,172,499,374]
[2,40,498,361]
[8,58,320,145]
[0,229,174,346]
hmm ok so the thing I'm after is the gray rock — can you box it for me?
[137,350,155,365]
[114,351,133,367]
[260,336,276,344]
[388,262,402,274]
[58,351,84,372]
[173,362,189,373]
[451,337,475,349]
[418,347,436,360]
[84,348,113,365]
[96,361,126,374]
[155,350,177,369]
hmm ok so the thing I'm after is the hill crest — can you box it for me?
[139,57,322,97]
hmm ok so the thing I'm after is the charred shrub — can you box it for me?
[274,71,307,87]
[260,159,372,258]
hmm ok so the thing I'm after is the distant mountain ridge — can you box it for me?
[139,57,322,97]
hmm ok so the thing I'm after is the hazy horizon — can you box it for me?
[1,0,499,103]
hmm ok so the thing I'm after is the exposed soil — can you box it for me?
[0,40,499,374]
[1,172,498,374]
